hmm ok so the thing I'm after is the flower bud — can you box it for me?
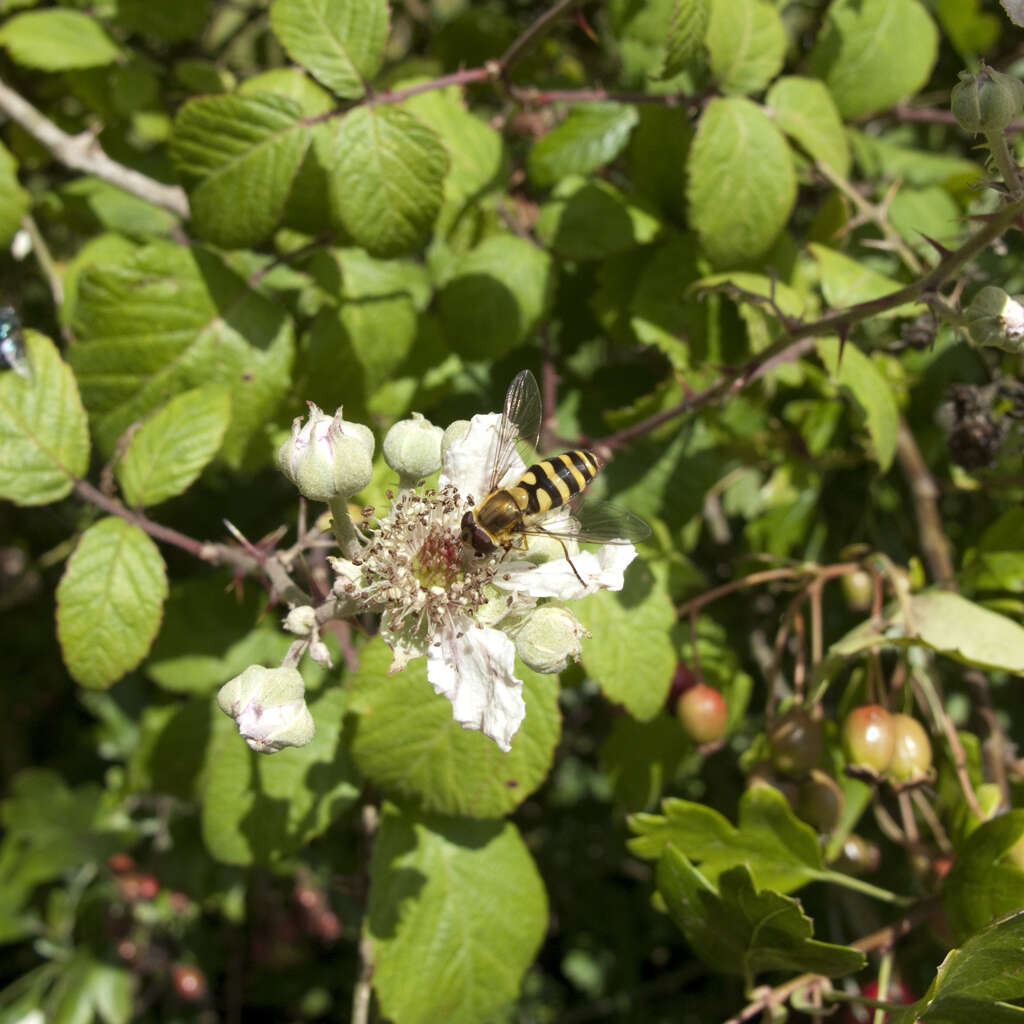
[382,412,444,480]
[965,286,1024,353]
[283,605,317,636]
[217,665,315,753]
[951,67,1024,134]
[514,605,588,673]
[309,639,332,667]
[277,403,374,502]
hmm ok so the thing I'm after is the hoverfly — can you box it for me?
[460,370,649,583]
[0,306,31,380]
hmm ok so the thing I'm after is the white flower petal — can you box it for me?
[427,626,525,752]
[1001,0,1024,26]
[440,411,527,496]
[496,542,637,599]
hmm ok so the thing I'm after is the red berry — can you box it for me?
[842,705,895,773]
[666,661,697,710]
[676,683,728,743]
[887,714,932,783]
[171,964,207,1002]
[769,707,823,776]
[107,853,135,874]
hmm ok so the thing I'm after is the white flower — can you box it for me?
[332,407,638,751]
[1001,0,1024,27]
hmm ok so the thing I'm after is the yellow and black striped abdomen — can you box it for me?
[508,449,601,517]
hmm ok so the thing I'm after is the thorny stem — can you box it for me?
[598,194,1024,449]
[984,127,1024,197]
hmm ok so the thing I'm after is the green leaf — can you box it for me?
[145,579,292,694]
[0,10,120,70]
[816,337,898,471]
[117,387,231,507]
[171,93,311,249]
[528,103,639,188]
[962,509,1024,593]
[766,76,851,179]
[201,685,360,865]
[269,0,388,100]
[0,331,90,505]
[687,97,795,267]
[601,713,694,811]
[48,954,132,1024]
[943,812,1024,942]
[114,0,209,43]
[0,139,29,247]
[535,176,661,262]
[322,106,448,257]
[347,637,560,818]
[809,0,939,119]
[398,84,504,233]
[68,240,295,466]
[934,0,1001,59]
[629,785,826,893]
[576,560,676,721]
[706,0,786,96]
[848,129,982,193]
[661,0,710,79]
[56,517,168,689]
[891,911,1024,1024]
[809,243,924,317]
[658,854,866,985]
[825,590,1024,676]
[438,233,553,361]
[369,807,547,1024]
[305,248,428,395]
[55,177,179,239]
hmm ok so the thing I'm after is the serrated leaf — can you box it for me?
[891,911,1024,1024]
[658,854,865,985]
[528,103,639,188]
[117,387,230,507]
[661,0,710,79]
[611,0,678,84]
[0,10,120,70]
[145,579,292,694]
[305,248,427,395]
[706,0,786,95]
[816,337,898,471]
[322,106,448,257]
[943,811,1024,942]
[369,807,547,1024]
[171,93,310,249]
[825,590,1024,676]
[0,139,29,247]
[809,243,924,317]
[269,0,388,100]
[766,76,850,179]
[0,331,89,505]
[576,560,675,721]
[687,97,795,266]
[49,955,132,1024]
[809,0,938,119]
[962,509,1024,593]
[56,177,179,239]
[68,240,295,466]
[56,518,168,689]
[535,176,661,262]
[201,686,360,865]
[629,785,826,893]
[438,232,553,361]
[347,637,560,818]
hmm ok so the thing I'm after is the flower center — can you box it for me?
[411,530,461,590]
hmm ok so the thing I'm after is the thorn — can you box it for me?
[574,9,599,44]
[917,232,952,258]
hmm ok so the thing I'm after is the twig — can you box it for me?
[19,213,63,309]
[895,419,955,586]
[598,194,1024,448]
[0,78,189,218]
[498,0,583,74]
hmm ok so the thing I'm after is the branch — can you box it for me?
[498,0,583,74]
[0,76,189,218]
[598,194,1024,448]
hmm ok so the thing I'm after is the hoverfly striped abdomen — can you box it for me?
[510,450,601,518]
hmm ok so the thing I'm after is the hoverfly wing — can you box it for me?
[487,369,542,492]
[570,500,650,545]
[0,306,32,380]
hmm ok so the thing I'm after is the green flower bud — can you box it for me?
[514,605,588,673]
[383,412,444,481]
[965,285,1024,353]
[278,404,374,502]
[951,66,1024,134]
[217,665,315,753]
